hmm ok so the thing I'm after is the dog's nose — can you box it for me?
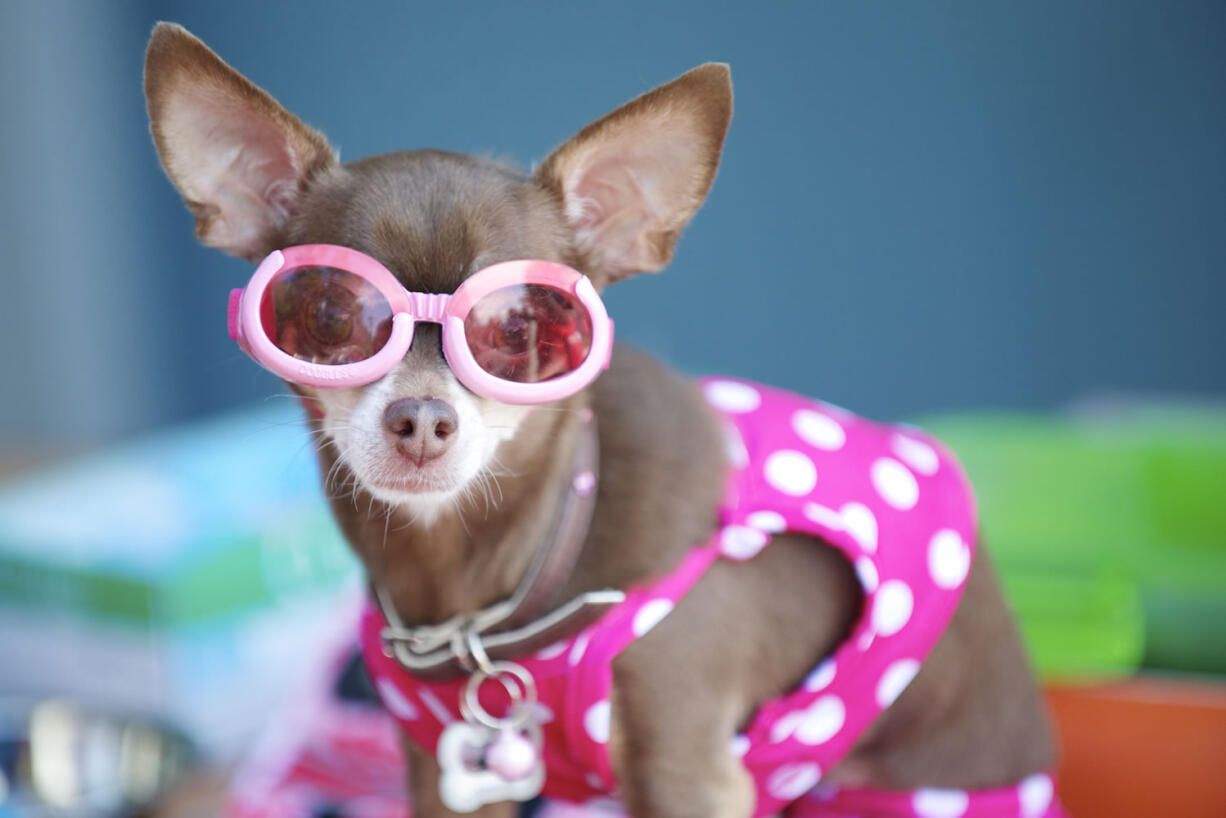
[383,397,459,464]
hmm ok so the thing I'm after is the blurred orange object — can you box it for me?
[1046,677,1226,818]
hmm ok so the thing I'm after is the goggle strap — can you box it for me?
[227,289,243,342]
[300,395,325,420]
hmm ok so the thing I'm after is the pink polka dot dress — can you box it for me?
[362,378,1066,817]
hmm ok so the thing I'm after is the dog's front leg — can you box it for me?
[606,562,762,818]
[607,539,860,818]
[607,672,755,818]
[403,734,518,818]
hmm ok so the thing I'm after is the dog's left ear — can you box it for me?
[536,64,732,285]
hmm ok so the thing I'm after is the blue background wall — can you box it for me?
[2,1,1223,453]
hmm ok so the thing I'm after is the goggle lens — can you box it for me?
[463,283,593,384]
[260,266,393,365]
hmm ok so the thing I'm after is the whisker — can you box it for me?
[381,504,393,551]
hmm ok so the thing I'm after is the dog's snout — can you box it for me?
[383,398,459,463]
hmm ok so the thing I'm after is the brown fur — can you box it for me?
[145,22,1054,817]
[145,24,336,260]
[536,64,732,283]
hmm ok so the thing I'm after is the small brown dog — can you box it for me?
[146,22,1056,818]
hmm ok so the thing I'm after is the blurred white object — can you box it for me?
[0,404,361,759]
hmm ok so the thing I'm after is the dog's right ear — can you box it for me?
[536,63,732,287]
[144,23,337,261]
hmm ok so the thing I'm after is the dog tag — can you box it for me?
[439,659,546,812]
[437,718,544,812]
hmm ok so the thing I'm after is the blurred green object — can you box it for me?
[923,404,1226,679]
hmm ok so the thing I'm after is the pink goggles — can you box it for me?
[228,245,614,404]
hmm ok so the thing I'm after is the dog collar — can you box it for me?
[374,408,623,679]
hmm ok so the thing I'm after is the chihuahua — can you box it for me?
[145,22,1059,818]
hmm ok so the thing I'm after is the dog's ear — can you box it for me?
[536,64,732,285]
[144,23,337,261]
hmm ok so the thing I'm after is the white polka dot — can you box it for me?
[569,631,592,666]
[858,630,875,651]
[871,458,919,510]
[928,529,971,589]
[840,502,878,552]
[770,709,807,743]
[767,762,822,800]
[418,688,455,724]
[872,580,914,636]
[722,422,749,469]
[584,700,611,743]
[764,450,818,496]
[803,502,843,530]
[522,702,555,724]
[704,380,761,413]
[876,658,921,708]
[771,696,845,746]
[582,798,624,814]
[721,525,769,560]
[891,432,940,476]
[1019,773,1054,818]
[632,599,675,637]
[808,783,841,803]
[585,771,605,790]
[746,510,787,532]
[728,734,751,758]
[912,788,969,818]
[796,695,845,745]
[854,556,879,592]
[792,409,846,450]
[534,640,569,661]
[376,678,418,720]
[820,399,854,420]
[803,658,836,691]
